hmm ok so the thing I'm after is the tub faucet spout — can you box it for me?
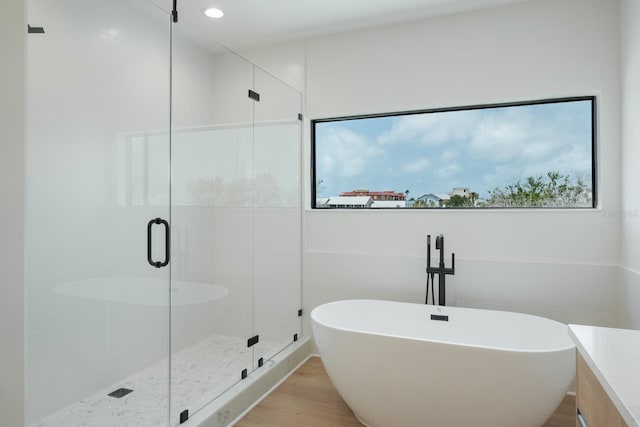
[426,234,455,306]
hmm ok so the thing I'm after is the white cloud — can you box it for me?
[317,126,381,178]
[469,109,530,162]
[435,162,462,179]
[442,148,460,161]
[520,139,555,161]
[521,143,592,178]
[402,157,430,174]
[377,110,479,146]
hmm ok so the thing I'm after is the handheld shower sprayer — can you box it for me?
[426,234,455,306]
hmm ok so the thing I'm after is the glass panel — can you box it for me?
[252,69,303,367]
[26,0,171,426]
[170,23,254,422]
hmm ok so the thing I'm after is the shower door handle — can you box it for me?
[147,218,170,268]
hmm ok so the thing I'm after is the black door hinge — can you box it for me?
[247,335,259,348]
[179,409,188,424]
[298,309,303,317]
[298,113,303,121]
[27,25,45,34]
[172,0,178,23]
[248,89,260,102]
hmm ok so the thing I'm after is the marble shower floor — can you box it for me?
[30,335,281,427]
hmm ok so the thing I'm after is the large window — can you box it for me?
[312,96,596,209]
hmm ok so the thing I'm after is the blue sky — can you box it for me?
[314,99,593,199]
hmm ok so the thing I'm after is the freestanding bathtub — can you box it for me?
[311,299,575,427]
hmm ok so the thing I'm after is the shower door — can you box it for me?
[26,0,303,425]
[252,69,303,368]
[26,0,172,425]
[170,20,257,422]
[170,17,303,423]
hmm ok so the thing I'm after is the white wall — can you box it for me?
[0,1,25,425]
[206,1,627,335]
[618,0,640,329]
[292,0,622,336]
[238,41,306,94]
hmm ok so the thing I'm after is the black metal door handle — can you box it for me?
[147,218,170,268]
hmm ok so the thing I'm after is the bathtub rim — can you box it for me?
[311,298,576,354]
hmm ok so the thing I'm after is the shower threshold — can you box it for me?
[29,334,281,427]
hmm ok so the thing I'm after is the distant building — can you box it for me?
[452,187,470,198]
[371,200,406,208]
[324,196,373,208]
[340,189,406,201]
[322,187,474,208]
[414,193,450,207]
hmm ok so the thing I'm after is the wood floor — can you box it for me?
[235,356,576,427]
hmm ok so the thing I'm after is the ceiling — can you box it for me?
[150,0,534,50]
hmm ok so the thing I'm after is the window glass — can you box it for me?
[312,97,595,209]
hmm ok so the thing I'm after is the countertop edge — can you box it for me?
[569,324,640,427]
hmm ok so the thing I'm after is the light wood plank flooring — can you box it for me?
[236,356,576,427]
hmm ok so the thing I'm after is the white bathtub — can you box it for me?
[311,299,575,427]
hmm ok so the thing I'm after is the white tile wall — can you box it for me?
[618,268,640,329]
[305,252,619,328]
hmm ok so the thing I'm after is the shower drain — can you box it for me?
[108,388,133,398]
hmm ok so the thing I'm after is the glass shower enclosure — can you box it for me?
[25,1,302,425]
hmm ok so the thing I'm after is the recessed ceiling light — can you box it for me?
[203,8,224,19]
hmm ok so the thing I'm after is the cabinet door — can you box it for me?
[576,353,627,427]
